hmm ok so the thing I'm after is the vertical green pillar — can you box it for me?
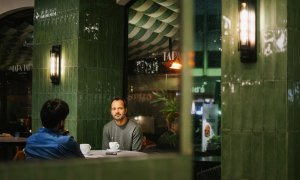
[33,0,125,149]
[287,0,300,179]
[76,1,125,149]
[222,0,300,179]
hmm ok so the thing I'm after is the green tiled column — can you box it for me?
[32,0,125,149]
[222,0,300,179]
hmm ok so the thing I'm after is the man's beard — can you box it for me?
[113,114,126,121]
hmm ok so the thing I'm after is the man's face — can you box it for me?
[111,100,127,121]
[171,121,179,133]
[204,125,210,137]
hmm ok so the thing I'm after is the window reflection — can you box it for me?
[127,0,181,154]
[263,29,287,56]
[127,0,222,156]
[0,9,33,143]
[193,0,221,156]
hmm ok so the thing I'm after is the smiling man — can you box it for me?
[102,97,143,151]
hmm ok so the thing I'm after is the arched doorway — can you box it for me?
[0,8,33,137]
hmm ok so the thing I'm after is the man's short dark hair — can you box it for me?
[111,97,127,108]
[40,99,69,129]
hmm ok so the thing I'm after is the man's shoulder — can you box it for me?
[128,119,140,127]
[127,120,142,133]
[103,120,115,128]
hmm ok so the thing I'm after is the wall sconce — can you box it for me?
[238,0,257,63]
[50,45,61,84]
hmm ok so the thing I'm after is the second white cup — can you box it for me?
[80,143,91,155]
[109,142,119,150]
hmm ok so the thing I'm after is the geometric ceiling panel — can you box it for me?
[128,0,180,60]
[0,1,179,67]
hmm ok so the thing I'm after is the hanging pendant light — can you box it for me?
[169,60,182,70]
[167,38,182,70]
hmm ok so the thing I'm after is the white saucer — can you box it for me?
[106,149,120,152]
[84,153,104,158]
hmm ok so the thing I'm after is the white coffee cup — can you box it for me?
[109,142,119,150]
[80,144,91,155]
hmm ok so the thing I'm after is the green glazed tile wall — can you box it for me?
[32,0,80,137]
[32,0,124,149]
[76,1,125,149]
[222,0,300,179]
[287,0,300,179]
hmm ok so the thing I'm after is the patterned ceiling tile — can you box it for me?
[128,0,180,61]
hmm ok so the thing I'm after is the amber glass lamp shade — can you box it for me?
[238,0,256,63]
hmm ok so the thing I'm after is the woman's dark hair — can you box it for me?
[111,97,127,108]
[40,99,69,129]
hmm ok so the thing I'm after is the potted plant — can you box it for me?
[150,90,179,125]
[206,135,221,155]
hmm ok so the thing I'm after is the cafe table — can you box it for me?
[193,155,221,179]
[84,150,148,159]
[0,136,27,160]
[0,136,27,145]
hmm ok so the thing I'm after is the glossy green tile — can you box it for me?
[221,83,232,130]
[86,120,97,147]
[87,68,97,93]
[263,132,276,179]
[62,42,71,68]
[230,133,251,179]
[261,50,276,81]
[293,82,300,130]
[67,120,78,139]
[252,81,264,131]
[287,30,295,81]
[222,0,238,35]
[240,82,254,131]
[78,67,87,88]
[290,31,300,81]
[261,0,277,29]
[288,132,300,180]
[76,120,83,143]
[277,132,287,180]
[262,81,276,130]
[287,81,294,131]
[276,0,287,27]
[231,83,242,131]
[274,46,287,80]
[221,36,232,82]
[78,93,88,119]
[221,0,300,179]
[240,63,260,80]
[251,132,263,179]
[221,131,231,179]
[275,81,287,131]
